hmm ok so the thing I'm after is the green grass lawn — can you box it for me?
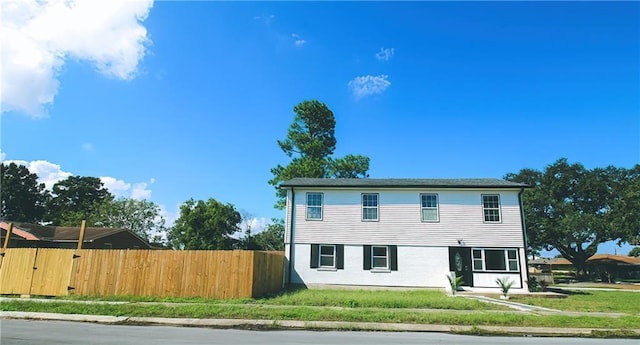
[63,288,502,310]
[510,290,640,314]
[253,288,500,310]
[4,288,640,330]
[2,299,640,329]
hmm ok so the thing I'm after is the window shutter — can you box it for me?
[336,244,344,269]
[363,245,372,270]
[390,245,398,271]
[310,244,319,268]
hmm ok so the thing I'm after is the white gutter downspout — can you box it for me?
[287,187,295,286]
[518,187,530,290]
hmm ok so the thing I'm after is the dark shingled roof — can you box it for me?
[280,178,530,189]
[3,222,148,243]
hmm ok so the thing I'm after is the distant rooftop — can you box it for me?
[1,222,127,241]
[280,178,530,189]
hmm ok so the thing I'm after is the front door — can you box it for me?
[448,247,473,287]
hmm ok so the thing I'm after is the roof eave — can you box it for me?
[280,183,530,189]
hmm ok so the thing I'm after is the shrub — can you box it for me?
[447,272,464,295]
[528,276,540,292]
[496,277,514,298]
[540,280,549,292]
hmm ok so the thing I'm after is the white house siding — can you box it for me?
[290,244,451,288]
[291,188,525,248]
[473,273,523,289]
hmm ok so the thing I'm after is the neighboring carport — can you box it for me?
[587,254,640,283]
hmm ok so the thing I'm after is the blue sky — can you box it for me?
[1,1,638,255]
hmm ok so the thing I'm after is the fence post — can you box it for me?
[2,222,13,251]
[68,220,87,295]
[0,222,13,269]
[77,220,87,251]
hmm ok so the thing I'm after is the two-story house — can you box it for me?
[281,178,531,293]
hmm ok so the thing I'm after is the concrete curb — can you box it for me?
[0,297,129,305]
[1,311,128,323]
[3,311,640,337]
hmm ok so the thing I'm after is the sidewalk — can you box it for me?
[3,310,640,337]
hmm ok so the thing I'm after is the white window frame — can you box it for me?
[371,245,389,269]
[306,192,323,220]
[472,248,519,272]
[319,244,336,268]
[420,193,439,222]
[362,193,379,221]
[482,194,502,223]
[472,249,484,270]
[507,249,519,271]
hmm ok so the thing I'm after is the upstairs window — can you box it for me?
[362,193,379,221]
[306,193,323,220]
[482,194,501,222]
[420,193,439,222]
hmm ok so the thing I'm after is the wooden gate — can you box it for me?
[0,248,37,294]
[0,248,74,296]
[30,249,75,295]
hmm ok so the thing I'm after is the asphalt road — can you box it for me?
[1,320,637,345]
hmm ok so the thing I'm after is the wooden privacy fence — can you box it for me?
[0,248,284,298]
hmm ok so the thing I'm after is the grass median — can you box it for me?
[2,289,640,329]
[2,299,640,329]
[508,290,640,314]
[64,289,504,310]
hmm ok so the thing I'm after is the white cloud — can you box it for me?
[100,176,131,197]
[152,203,180,243]
[130,181,152,200]
[81,143,94,152]
[234,216,272,240]
[159,204,179,228]
[101,176,154,200]
[0,151,6,161]
[1,0,154,117]
[4,159,72,189]
[248,217,271,234]
[3,156,153,201]
[291,33,306,47]
[375,47,395,61]
[348,75,391,100]
[254,14,275,25]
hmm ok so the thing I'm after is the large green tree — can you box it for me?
[269,100,370,209]
[0,163,48,222]
[506,158,638,277]
[238,217,285,251]
[252,218,285,251]
[94,198,166,242]
[46,176,113,225]
[608,166,640,245]
[503,167,545,258]
[167,198,241,250]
